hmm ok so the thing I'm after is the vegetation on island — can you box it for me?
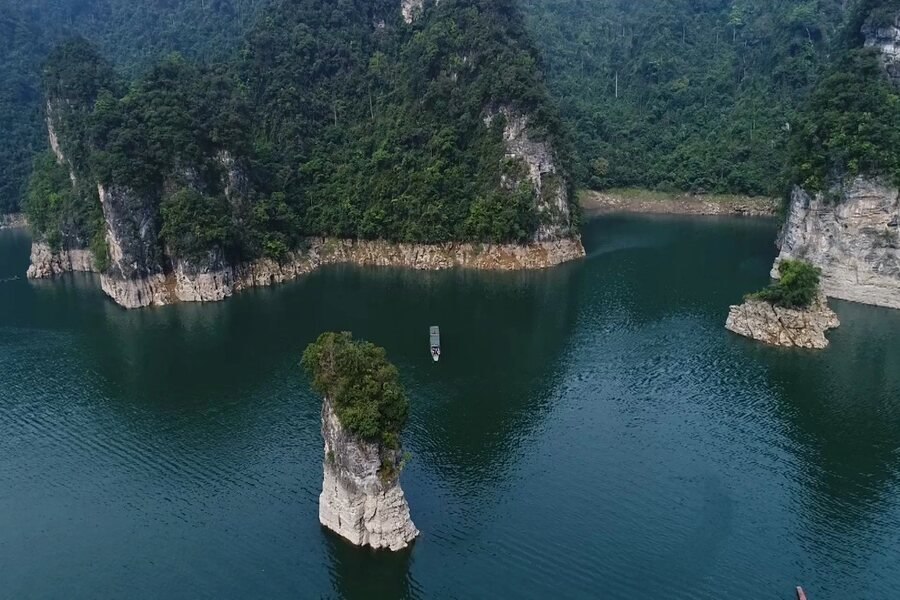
[749,259,822,309]
[302,332,409,450]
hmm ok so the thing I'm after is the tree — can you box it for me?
[751,259,822,308]
[302,332,409,450]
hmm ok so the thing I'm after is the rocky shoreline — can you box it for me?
[27,236,585,309]
[0,213,27,230]
[725,293,840,349]
[580,190,779,217]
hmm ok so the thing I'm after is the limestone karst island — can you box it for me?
[1,0,899,598]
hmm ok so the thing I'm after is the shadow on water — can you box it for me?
[323,532,419,600]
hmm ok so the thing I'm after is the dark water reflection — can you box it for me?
[2,216,899,599]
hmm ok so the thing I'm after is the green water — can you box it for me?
[2,217,899,599]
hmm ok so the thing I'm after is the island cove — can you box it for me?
[27,236,583,309]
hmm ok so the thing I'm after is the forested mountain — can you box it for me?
[27,0,578,308]
[786,0,900,193]
[0,0,266,213]
[522,0,848,195]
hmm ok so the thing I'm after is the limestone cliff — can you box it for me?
[773,180,900,309]
[319,397,418,551]
[773,10,900,310]
[401,0,425,23]
[484,106,575,242]
[863,12,900,86]
[0,213,26,230]
[27,241,96,278]
[726,293,840,349]
[97,183,171,308]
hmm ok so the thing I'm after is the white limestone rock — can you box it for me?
[863,12,900,85]
[401,0,425,24]
[26,242,96,279]
[319,398,418,551]
[726,293,840,349]
[773,179,900,309]
[483,106,574,242]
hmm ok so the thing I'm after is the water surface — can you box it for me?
[1,217,899,599]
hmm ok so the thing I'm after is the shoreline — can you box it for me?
[28,236,586,309]
[0,213,27,230]
[579,189,779,218]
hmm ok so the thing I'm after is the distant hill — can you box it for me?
[0,0,267,213]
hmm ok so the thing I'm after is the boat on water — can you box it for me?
[796,586,807,600]
[430,326,441,362]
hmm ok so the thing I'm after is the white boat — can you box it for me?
[430,326,441,362]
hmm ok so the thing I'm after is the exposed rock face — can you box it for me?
[484,106,574,242]
[401,0,425,24]
[97,183,171,308]
[773,179,900,309]
[173,249,235,303]
[31,235,584,308]
[863,13,900,85]
[726,293,840,349]
[26,242,96,279]
[319,397,418,551]
[0,213,27,230]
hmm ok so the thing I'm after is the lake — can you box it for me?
[2,216,899,599]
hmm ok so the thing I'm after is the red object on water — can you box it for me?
[796,586,808,600]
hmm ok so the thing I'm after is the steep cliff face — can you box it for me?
[96,183,171,308]
[773,180,900,308]
[863,12,900,85]
[319,397,418,551]
[726,293,840,349]
[484,106,574,242]
[27,242,95,278]
[774,7,900,310]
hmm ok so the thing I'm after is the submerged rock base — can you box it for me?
[28,236,585,309]
[26,242,96,278]
[319,398,418,551]
[725,293,840,349]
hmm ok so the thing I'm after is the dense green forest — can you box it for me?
[786,0,900,193]
[9,0,900,223]
[521,0,848,195]
[0,0,266,213]
[28,0,573,265]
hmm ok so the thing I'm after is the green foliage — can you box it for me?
[301,332,409,449]
[521,0,846,196]
[240,0,571,244]
[0,0,266,214]
[30,0,572,260]
[751,259,821,308]
[160,189,234,262]
[24,152,105,253]
[787,3,900,193]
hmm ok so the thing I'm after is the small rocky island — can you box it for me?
[302,332,418,551]
[726,259,840,349]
